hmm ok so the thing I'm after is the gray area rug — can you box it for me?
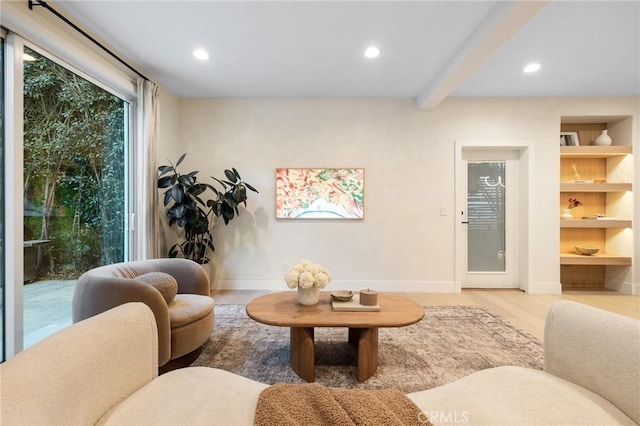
[192,305,543,392]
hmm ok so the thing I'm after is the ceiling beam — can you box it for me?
[415,0,549,110]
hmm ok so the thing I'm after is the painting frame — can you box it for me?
[560,131,580,146]
[275,168,365,220]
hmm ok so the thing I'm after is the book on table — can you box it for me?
[331,293,381,312]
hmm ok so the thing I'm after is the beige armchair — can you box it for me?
[72,258,214,368]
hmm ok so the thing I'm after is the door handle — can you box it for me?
[461,221,469,224]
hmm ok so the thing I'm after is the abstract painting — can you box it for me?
[276,168,364,219]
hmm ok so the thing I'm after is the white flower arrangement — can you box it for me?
[284,260,332,289]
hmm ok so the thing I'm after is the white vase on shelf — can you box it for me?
[594,130,612,146]
[561,209,574,220]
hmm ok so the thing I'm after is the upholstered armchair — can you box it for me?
[72,258,214,367]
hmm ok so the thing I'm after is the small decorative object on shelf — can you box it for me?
[569,163,594,183]
[562,197,583,219]
[285,260,332,306]
[594,130,612,146]
[561,209,574,220]
[571,163,581,181]
[575,245,599,256]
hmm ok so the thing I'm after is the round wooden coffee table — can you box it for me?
[245,291,424,382]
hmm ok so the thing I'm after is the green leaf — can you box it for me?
[189,183,207,196]
[185,209,199,224]
[221,203,235,221]
[245,182,259,193]
[183,241,193,256]
[171,204,187,219]
[178,174,195,187]
[223,192,238,209]
[170,185,184,204]
[163,190,173,206]
[158,165,172,176]
[158,176,173,188]
[175,153,187,168]
[224,169,238,183]
[232,168,241,180]
[233,184,247,202]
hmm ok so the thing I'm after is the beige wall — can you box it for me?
[156,96,639,293]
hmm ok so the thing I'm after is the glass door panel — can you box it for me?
[22,46,128,347]
[467,161,506,272]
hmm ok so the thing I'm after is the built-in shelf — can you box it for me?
[559,119,634,291]
[560,146,632,158]
[560,219,632,228]
[560,183,632,192]
[560,253,632,266]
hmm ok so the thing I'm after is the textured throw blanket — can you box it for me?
[254,383,430,426]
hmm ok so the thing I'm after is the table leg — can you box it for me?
[290,327,315,382]
[355,327,378,382]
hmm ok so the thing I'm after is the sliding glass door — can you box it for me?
[1,35,6,361]
[22,46,128,347]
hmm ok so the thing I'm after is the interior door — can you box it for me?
[458,149,520,288]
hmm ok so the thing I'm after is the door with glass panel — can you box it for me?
[458,149,519,288]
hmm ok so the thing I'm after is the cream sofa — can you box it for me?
[1,300,638,425]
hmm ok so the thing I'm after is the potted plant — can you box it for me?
[157,153,258,264]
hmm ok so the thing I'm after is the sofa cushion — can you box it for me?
[168,294,214,328]
[97,367,268,426]
[407,366,637,425]
[136,272,178,304]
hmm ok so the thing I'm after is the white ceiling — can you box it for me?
[54,1,639,106]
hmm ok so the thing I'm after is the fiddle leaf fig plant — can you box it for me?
[158,153,258,264]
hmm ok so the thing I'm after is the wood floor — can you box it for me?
[211,289,640,341]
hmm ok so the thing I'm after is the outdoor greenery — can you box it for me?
[158,153,258,264]
[23,47,126,278]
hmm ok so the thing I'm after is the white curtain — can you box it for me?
[132,79,159,260]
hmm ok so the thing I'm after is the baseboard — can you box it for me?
[526,281,562,294]
[615,281,640,296]
[213,279,456,293]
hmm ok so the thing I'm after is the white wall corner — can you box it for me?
[526,281,563,295]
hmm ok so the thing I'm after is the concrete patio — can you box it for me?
[23,279,76,348]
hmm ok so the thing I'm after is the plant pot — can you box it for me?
[297,286,320,306]
[561,209,574,220]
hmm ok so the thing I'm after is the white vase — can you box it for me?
[297,286,320,306]
[561,209,574,220]
[594,130,612,146]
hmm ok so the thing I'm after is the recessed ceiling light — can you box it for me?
[364,46,380,59]
[523,62,541,73]
[193,48,209,61]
